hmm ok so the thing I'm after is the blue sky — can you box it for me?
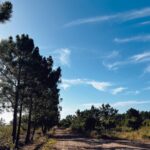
[1,0,150,121]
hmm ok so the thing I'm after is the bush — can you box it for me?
[0,125,14,149]
[71,118,85,133]
[142,119,150,127]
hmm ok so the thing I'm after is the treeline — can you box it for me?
[60,104,150,135]
[0,35,61,148]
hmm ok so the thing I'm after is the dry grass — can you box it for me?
[0,125,14,149]
[41,139,57,150]
[114,126,150,141]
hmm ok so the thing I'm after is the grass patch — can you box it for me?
[109,126,150,141]
[0,125,14,149]
[42,139,57,150]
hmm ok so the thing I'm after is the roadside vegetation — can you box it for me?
[60,104,150,141]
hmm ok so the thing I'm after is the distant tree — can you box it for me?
[60,115,75,128]
[126,108,142,130]
[0,1,12,23]
[99,104,118,131]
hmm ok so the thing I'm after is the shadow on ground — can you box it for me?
[51,129,150,150]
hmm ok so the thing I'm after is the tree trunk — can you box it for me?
[12,87,19,143]
[31,123,36,142]
[25,97,32,144]
[12,64,21,143]
[15,102,23,148]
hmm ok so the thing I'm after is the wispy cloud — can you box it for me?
[106,51,120,59]
[64,7,150,27]
[114,35,150,43]
[61,78,112,91]
[103,61,126,70]
[54,48,71,66]
[111,87,127,95]
[131,52,150,62]
[125,90,140,95]
[112,100,150,107]
[82,100,150,108]
[87,81,112,91]
[139,21,150,25]
[61,78,129,95]
[64,15,118,27]
[82,103,102,108]
[102,51,123,70]
[103,51,150,71]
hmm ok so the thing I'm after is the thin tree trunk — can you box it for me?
[31,123,36,142]
[15,102,23,148]
[25,96,33,144]
[12,87,19,143]
[12,64,21,143]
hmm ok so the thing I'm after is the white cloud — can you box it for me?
[103,51,150,71]
[102,51,123,70]
[103,61,124,71]
[112,100,150,107]
[60,83,70,90]
[82,103,102,108]
[131,52,150,62]
[106,51,120,59]
[64,7,150,27]
[125,90,140,95]
[87,81,112,91]
[54,48,71,66]
[82,100,150,109]
[64,15,118,27]
[111,87,127,95]
[61,78,112,91]
[139,21,150,25]
[114,35,150,43]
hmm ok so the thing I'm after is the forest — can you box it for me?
[0,1,150,150]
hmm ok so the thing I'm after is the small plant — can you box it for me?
[42,139,57,150]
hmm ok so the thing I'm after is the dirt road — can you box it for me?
[52,129,150,150]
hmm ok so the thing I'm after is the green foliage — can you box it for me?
[0,1,12,23]
[60,104,150,141]
[71,117,85,132]
[125,108,142,130]
[60,115,74,128]
[0,34,61,147]
[99,104,118,131]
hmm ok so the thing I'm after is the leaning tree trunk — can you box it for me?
[25,96,33,144]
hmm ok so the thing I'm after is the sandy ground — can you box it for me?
[21,128,150,150]
[52,129,150,150]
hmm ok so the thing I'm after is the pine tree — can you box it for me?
[0,1,12,23]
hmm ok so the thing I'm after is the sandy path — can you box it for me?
[53,129,150,150]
